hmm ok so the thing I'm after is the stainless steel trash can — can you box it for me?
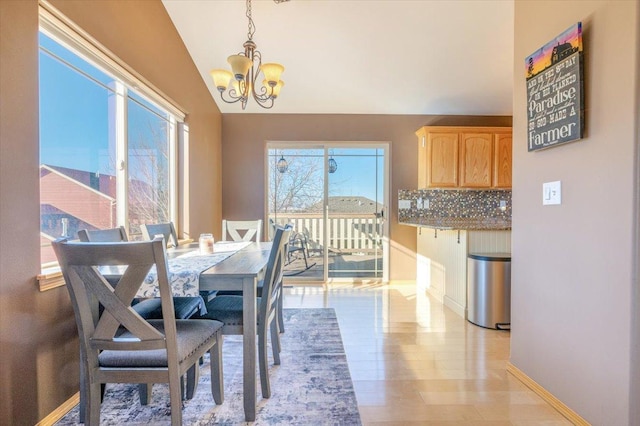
[467,253,511,329]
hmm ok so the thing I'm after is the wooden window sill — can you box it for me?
[38,267,64,292]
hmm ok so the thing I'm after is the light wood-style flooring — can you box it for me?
[283,283,572,425]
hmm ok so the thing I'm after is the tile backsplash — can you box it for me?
[398,189,512,230]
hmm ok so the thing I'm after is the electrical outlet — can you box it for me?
[424,198,429,209]
[398,199,411,210]
[417,198,423,209]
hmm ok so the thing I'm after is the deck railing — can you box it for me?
[270,213,382,253]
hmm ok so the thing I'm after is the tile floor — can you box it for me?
[283,283,572,426]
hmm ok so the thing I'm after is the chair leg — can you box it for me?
[210,332,224,405]
[185,365,199,400]
[258,326,271,398]
[168,371,183,426]
[270,318,281,365]
[138,384,152,405]
[88,382,102,426]
[277,285,285,333]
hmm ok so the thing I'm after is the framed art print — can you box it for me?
[526,22,584,152]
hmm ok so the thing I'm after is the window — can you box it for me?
[38,13,182,266]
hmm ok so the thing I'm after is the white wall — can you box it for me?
[512,2,639,424]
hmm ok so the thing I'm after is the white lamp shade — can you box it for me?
[263,79,284,98]
[260,63,284,85]
[210,69,233,90]
[227,55,253,80]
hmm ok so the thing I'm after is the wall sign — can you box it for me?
[526,22,584,152]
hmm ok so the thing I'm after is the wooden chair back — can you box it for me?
[53,237,177,356]
[141,222,179,248]
[258,227,290,323]
[222,219,263,242]
[78,226,128,242]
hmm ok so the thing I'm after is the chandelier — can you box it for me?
[210,0,285,110]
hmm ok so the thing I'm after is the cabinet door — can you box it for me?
[493,133,512,188]
[459,133,492,187]
[417,129,428,188]
[427,132,458,187]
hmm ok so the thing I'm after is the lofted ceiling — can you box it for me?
[161,0,514,115]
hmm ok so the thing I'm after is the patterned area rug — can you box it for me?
[56,308,361,425]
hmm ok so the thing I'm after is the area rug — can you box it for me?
[56,308,362,425]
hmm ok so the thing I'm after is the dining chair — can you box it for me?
[141,222,179,248]
[77,226,128,243]
[78,226,206,401]
[216,223,288,336]
[222,219,263,242]
[52,237,224,425]
[264,221,299,333]
[193,226,289,399]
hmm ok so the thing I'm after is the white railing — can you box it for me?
[270,213,382,253]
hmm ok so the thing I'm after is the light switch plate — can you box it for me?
[399,199,411,210]
[543,181,562,205]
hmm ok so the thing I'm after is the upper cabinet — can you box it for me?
[416,126,512,189]
[493,133,513,188]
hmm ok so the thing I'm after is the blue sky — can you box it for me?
[40,32,169,180]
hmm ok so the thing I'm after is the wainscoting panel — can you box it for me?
[417,229,468,315]
[468,230,512,253]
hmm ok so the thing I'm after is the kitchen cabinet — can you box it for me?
[416,126,512,189]
[493,133,513,188]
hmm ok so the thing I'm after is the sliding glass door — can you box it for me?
[267,143,388,282]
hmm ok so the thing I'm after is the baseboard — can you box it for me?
[506,362,590,425]
[443,295,465,318]
[36,392,79,426]
[425,286,444,303]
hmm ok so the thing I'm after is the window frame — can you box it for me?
[37,1,185,289]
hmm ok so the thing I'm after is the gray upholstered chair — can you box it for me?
[52,237,224,425]
[240,221,292,334]
[141,222,179,248]
[193,226,289,398]
[222,219,263,242]
[77,226,206,401]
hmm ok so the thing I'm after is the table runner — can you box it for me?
[136,241,251,298]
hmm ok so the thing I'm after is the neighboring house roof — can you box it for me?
[41,164,115,201]
[306,196,383,214]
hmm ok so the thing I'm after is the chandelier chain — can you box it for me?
[246,0,255,41]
